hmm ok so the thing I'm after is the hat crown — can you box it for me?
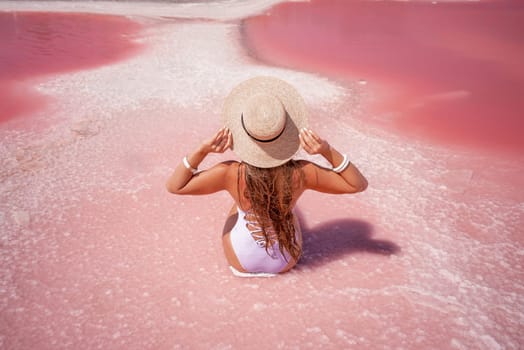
[242,93,286,142]
[223,76,307,168]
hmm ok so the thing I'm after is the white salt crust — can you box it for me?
[1,2,523,350]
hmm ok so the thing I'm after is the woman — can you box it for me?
[166,77,367,276]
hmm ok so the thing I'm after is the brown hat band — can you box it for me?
[241,113,286,143]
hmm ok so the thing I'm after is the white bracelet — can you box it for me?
[183,156,198,174]
[332,154,350,173]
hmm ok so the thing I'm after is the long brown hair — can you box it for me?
[240,160,304,261]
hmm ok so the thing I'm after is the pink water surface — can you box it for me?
[0,12,142,123]
[243,0,524,154]
[1,2,523,349]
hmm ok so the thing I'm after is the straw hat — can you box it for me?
[222,76,308,168]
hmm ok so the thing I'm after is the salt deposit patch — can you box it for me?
[0,0,301,20]
[41,21,344,115]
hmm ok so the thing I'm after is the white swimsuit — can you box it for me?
[229,206,301,274]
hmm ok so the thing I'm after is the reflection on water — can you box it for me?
[243,0,524,154]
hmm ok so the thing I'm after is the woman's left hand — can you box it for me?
[201,127,233,154]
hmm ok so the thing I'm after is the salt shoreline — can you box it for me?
[0,0,291,19]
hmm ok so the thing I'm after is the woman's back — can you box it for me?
[234,161,304,265]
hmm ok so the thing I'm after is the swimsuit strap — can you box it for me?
[236,162,246,211]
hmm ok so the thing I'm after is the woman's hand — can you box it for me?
[299,127,368,193]
[299,128,330,156]
[201,127,233,154]
[166,127,233,194]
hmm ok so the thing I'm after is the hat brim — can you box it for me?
[222,76,308,168]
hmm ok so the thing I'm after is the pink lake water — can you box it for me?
[243,0,524,155]
[0,12,142,125]
[1,1,523,349]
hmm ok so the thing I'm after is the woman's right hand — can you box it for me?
[201,127,232,155]
[299,128,330,156]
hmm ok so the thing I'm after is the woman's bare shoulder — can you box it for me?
[218,160,241,191]
[295,159,325,173]
[220,160,240,172]
[295,159,343,192]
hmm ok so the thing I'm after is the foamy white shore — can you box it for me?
[1,3,522,349]
[0,0,301,19]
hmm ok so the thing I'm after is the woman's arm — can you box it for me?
[299,128,368,194]
[166,127,233,195]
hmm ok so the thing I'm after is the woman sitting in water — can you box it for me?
[166,77,367,276]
